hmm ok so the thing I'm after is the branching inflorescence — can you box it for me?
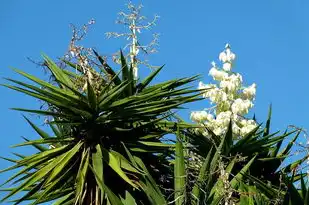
[191,44,257,138]
[106,2,160,80]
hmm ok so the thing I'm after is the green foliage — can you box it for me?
[0,51,201,205]
[173,106,304,204]
[1,48,307,205]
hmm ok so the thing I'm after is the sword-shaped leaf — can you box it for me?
[136,65,164,92]
[42,54,75,91]
[101,148,138,188]
[90,166,124,205]
[174,127,186,205]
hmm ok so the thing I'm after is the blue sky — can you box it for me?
[1,0,309,203]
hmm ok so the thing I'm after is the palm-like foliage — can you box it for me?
[0,50,201,204]
[173,106,305,205]
[1,46,307,205]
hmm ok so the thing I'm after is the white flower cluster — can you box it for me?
[191,44,257,137]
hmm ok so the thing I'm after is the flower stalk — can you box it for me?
[191,44,257,137]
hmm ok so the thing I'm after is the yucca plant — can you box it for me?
[0,49,202,204]
[172,106,304,205]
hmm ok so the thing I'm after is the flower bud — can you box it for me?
[223,62,232,71]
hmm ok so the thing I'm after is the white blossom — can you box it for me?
[219,44,236,63]
[232,122,241,135]
[191,44,257,138]
[231,98,253,115]
[223,62,232,71]
[240,123,257,136]
[220,74,242,93]
[209,67,228,81]
[205,112,214,121]
[220,78,238,93]
[213,127,226,136]
[242,83,256,100]
[198,82,216,90]
[219,52,227,63]
[225,48,236,62]
[190,111,204,123]
[190,111,212,123]
[246,120,256,126]
[205,87,227,103]
[214,111,232,128]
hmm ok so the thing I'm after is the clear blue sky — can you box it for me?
[1,0,309,203]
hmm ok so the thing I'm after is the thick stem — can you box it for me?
[130,19,138,79]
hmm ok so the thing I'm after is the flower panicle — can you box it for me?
[191,44,257,137]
